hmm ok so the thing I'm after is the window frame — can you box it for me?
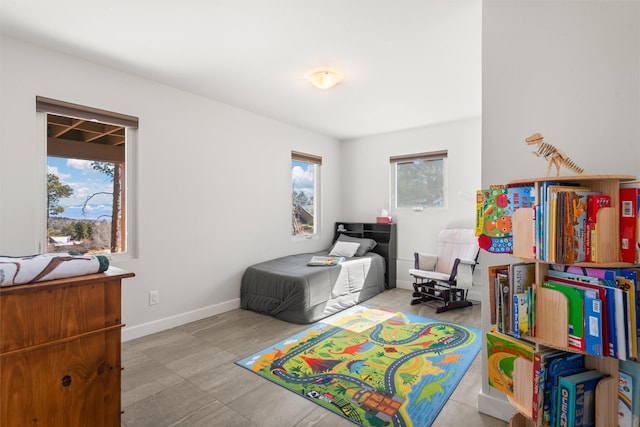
[291,150,321,239]
[390,150,448,210]
[37,96,138,260]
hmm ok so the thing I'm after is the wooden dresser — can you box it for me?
[0,267,134,427]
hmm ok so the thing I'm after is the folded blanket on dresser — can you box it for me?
[0,253,110,287]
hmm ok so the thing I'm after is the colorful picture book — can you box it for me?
[485,330,534,397]
[620,359,640,427]
[476,186,535,254]
[307,256,344,266]
[619,369,635,427]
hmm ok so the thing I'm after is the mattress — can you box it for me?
[240,250,385,323]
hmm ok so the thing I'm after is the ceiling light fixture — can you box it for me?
[308,70,342,89]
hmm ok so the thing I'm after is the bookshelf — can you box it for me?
[485,174,638,427]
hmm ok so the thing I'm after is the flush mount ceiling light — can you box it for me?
[308,70,342,89]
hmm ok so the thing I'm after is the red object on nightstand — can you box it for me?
[376,217,393,224]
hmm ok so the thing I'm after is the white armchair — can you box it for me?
[409,228,479,313]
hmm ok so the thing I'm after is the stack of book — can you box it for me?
[489,264,640,361]
[488,263,535,337]
[534,182,608,263]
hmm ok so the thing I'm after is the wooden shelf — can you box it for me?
[510,412,536,427]
[532,286,570,349]
[512,200,626,264]
[488,174,637,427]
[508,174,636,186]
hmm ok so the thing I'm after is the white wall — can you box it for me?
[480,0,640,421]
[340,118,482,298]
[0,36,343,340]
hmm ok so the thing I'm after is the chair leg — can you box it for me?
[411,281,439,305]
[436,289,472,313]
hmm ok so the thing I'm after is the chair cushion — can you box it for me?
[435,229,478,275]
[409,268,450,282]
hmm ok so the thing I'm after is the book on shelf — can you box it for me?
[307,256,345,266]
[580,287,603,358]
[540,280,586,351]
[560,189,600,264]
[537,181,561,261]
[545,353,585,427]
[619,369,634,427]
[545,186,596,263]
[550,265,624,357]
[511,262,535,294]
[555,369,607,427]
[586,194,610,262]
[616,269,638,360]
[489,267,510,333]
[620,183,640,263]
[510,263,535,337]
[531,348,568,426]
[485,330,534,397]
[513,292,529,338]
[546,269,609,357]
[544,184,586,262]
[489,263,535,336]
[619,359,640,427]
[629,268,640,359]
[544,273,604,357]
[548,265,638,360]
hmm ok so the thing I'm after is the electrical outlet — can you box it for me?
[149,290,159,306]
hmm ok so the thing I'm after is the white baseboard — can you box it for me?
[477,390,515,422]
[121,298,241,342]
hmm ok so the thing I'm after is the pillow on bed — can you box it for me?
[336,234,377,256]
[329,241,360,257]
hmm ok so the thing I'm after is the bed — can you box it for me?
[240,222,396,323]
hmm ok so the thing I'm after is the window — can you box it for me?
[391,150,447,209]
[37,96,138,256]
[292,151,321,237]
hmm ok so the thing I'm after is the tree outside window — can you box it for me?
[38,97,137,256]
[391,151,447,209]
[292,151,321,236]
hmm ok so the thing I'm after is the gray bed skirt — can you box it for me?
[240,251,385,323]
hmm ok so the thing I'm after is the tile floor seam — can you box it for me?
[120,289,507,427]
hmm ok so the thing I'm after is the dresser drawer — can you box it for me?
[1,328,122,427]
[0,277,121,353]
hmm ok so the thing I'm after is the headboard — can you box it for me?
[333,222,397,289]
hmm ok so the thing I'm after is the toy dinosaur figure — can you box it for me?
[525,133,585,177]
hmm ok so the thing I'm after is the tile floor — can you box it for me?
[121,288,508,427]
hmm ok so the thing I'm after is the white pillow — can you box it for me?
[329,241,361,257]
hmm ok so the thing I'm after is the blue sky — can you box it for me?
[48,157,114,220]
[292,160,314,199]
[49,158,312,220]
